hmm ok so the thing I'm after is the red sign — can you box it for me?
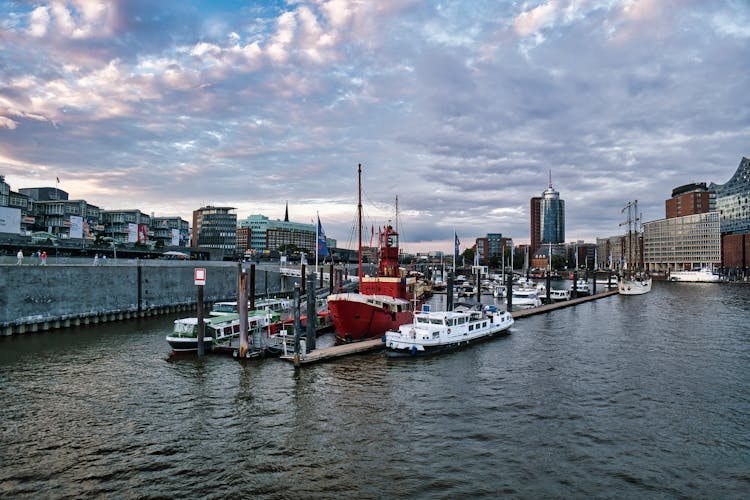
[194,268,206,286]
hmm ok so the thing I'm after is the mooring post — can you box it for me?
[329,265,334,294]
[249,263,256,310]
[572,271,578,299]
[197,284,205,357]
[592,272,597,295]
[506,278,512,311]
[475,271,481,302]
[546,271,551,303]
[608,271,612,288]
[238,269,249,358]
[293,282,302,356]
[306,273,316,352]
[301,264,306,295]
[447,273,454,311]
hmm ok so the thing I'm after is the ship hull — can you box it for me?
[328,293,413,342]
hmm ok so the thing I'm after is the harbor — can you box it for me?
[1,281,747,498]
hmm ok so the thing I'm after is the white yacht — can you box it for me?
[385,306,514,357]
[669,267,722,283]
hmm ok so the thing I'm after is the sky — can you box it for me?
[1,0,748,254]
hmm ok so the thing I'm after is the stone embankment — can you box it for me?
[0,261,285,335]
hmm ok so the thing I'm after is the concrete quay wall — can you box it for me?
[0,262,284,335]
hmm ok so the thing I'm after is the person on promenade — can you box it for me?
[94,253,99,266]
[40,251,47,266]
[16,249,23,265]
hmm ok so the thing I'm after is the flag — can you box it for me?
[56,177,60,183]
[317,216,330,256]
[454,232,460,263]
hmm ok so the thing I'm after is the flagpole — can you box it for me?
[453,230,456,273]
[315,212,319,274]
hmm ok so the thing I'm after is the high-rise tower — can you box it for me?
[531,173,565,252]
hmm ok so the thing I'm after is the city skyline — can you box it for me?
[1,1,748,253]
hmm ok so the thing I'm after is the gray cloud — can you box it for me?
[1,0,748,252]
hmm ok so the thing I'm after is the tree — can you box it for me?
[552,254,566,270]
[461,248,475,266]
[489,254,501,269]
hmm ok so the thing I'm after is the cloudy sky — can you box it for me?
[1,0,748,253]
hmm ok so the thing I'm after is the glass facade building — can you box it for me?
[192,206,237,254]
[709,156,750,235]
[540,185,565,244]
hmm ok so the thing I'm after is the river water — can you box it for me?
[2,282,749,498]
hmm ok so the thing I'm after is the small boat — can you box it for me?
[385,306,514,357]
[511,287,541,308]
[549,288,570,302]
[595,276,619,288]
[167,314,235,352]
[166,313,272,353]
[210,298,292,317]
[572,278,590,296]
[668,267,722,283]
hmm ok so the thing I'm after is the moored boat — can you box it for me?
[668,267,722,282]
[511,287,541,308]
[618,200,652,296]
[549,288,570,302]
[327,165,428,343]
[573,278,591,296]
[385,306,514,357]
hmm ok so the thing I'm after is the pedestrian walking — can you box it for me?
[16,249,23,265]
[93,254,99,266]
[102,254,107,264]
[40,251,47,266]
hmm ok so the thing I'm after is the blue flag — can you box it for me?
[317,217,330,256]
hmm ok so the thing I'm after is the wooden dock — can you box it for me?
[281,289,620,367]
[280,338,384,366]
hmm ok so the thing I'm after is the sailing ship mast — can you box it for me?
[620,200,640,274]
[358,163,363,283]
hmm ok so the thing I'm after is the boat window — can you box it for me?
[430,318,443,325]
[233,324,240,333]
[469,324,474,331]
[456,317,465,325]
[225,326,233,335]
[432,332,439,339]
[482,322,487,328]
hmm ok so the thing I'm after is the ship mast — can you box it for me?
[357,163,363,282]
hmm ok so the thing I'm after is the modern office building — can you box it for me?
[32,199,102,239]
[709,156,750,235]
[531,178,565,253]
[101,209,151,244]
[237,213,317,255]
[19,186,68,202]
[666,182,715,219]
[529,196,542,253]
[151,216,189,247]
[540,183,565,244]
[643,212,721,273]
[192,206,236,255]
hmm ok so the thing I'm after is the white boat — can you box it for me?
[511,287,541,308]
[166,313,271,353]
[549,289,570,302]
[595,276,619,288]
[573,278,590,296]
[618,275,653,295]
[210,298,292,316]
[385,306,514,357]
[669,267,722,283]
[618,200,652,296]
